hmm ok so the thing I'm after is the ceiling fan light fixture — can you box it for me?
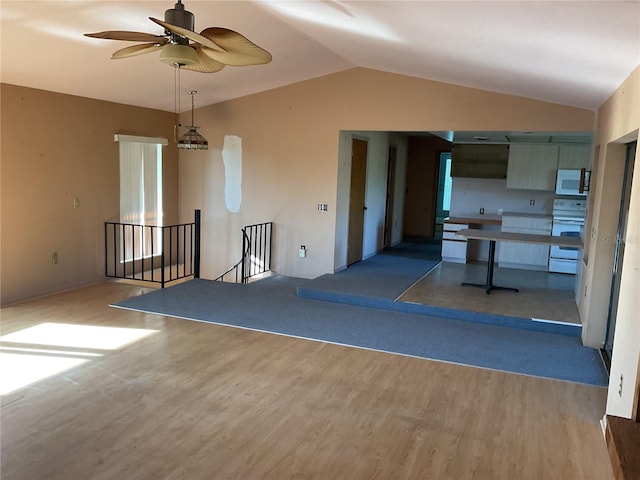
[160,43,199,66]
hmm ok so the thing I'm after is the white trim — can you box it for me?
[114,134,168,146]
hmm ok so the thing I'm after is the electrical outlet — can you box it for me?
[479,208,484,215]
[618,374,623,397]
[497,208,503,215]
[52,252,58,264]
[73,197,80,209]
[529,199,535,206]
[299,245,306,258]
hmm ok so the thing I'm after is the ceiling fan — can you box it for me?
[84,0,272,73]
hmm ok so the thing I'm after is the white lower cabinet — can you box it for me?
[442,222,468,263]
[498,215,552,271]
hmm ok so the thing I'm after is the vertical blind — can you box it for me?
[115,135,166,262]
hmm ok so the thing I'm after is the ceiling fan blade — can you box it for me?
[198,28,272,66]
[149,18,225,52]
[182,46,226,73]
[85,31,167,43]
[112,42,165,59]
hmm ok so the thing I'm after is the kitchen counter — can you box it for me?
[445,216,502,225]
[454,228,583,293]
[501,212,551,218]
[456,228,583,248]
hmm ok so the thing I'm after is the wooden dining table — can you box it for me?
[455,228,583,294]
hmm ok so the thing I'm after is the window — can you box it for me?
[115,135,167,262]
[436,152,452,218]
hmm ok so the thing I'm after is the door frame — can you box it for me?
[604,141,636,364]
[383,145,397,248]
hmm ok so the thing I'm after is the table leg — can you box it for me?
[461,240,519,294]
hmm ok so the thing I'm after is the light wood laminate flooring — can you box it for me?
[1,283,611,479]
[400,261,581,324]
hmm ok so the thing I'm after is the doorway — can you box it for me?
[347,138,368,265]
[604,141,636,363]
[383,146,397,248]
[435,152,452,239]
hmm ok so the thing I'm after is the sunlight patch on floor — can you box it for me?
[0,353,87,395]
[0,323,157,350]
[0,323,158,395]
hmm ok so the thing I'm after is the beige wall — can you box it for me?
[584,65,640,419]
[180,68,594,280]
[1,84,178,305]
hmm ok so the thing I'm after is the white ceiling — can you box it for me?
[1,1,639,113]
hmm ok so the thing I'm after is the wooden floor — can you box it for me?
[1,283,614,479]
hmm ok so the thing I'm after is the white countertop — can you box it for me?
[456,228,582,248]
[501,211,552,218]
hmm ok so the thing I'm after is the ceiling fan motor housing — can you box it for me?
[165,0,195,44]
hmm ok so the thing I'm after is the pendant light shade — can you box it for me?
[178,90,208,150]
[178,126,208,149]
[160,44,199,67]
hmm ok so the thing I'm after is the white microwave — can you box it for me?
[556,169,589,196]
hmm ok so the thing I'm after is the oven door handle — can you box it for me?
[553,219,585,226]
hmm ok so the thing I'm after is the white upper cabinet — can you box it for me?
[507,144,559,190]
[557,144,591,169]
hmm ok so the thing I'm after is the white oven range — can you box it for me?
[550,198,586,274]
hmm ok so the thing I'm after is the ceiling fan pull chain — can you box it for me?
[190,91,195,126]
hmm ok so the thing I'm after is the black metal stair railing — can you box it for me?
[105,210,201,288]
[215,222,273,284]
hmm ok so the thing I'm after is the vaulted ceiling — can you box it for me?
[1,1,639,113]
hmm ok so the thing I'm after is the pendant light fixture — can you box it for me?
[177,90,208,150]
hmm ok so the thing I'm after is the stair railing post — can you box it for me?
[160,226,166,288]
[194,209,201,279]
[241,227,247,284]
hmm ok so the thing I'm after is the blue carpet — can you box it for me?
[301,253,440,300]
[296,288,582,337]
[112,276,608,387]
[296,246,581,337]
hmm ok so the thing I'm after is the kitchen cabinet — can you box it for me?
[557,144,591,169]
[498,214,552,271]
[442,221,468,263]
[506,144,559,190]
[451,144,509,178]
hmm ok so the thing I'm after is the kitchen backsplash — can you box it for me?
[449,178,556,217]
